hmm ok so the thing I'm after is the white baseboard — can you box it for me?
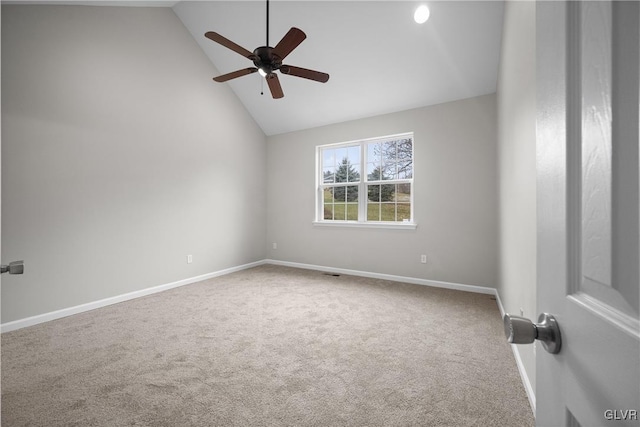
[265,259,497,295]
[0,260,267,333]
[493,291,536,416]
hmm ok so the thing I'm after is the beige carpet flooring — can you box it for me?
[1,265,534,426]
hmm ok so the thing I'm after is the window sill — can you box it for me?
[312,221,418,230]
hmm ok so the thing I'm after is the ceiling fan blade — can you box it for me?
[280,65,330,83]
[266,73,284,99]
[205,31,255,59]
[272,27,306,61]
[213,68,258,82]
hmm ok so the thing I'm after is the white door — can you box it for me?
[536,1,640,426]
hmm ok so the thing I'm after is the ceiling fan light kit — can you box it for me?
[205,0,330,99]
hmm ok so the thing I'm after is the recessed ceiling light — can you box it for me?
[414,5,430,24]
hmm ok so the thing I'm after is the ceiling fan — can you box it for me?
[204,0,330,99]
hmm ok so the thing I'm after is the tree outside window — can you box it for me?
[318,134,413,223]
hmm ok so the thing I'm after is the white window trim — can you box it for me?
[315,132,416,228]
[312,220,418,230]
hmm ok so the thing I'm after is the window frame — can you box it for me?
[314,132,417,229]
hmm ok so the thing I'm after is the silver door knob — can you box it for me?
[503,312,561,354]
[1,260,24,275]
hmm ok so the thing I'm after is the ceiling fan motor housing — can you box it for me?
[253,46,282,76]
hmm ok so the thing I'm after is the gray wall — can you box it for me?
[1,5,267,323]
[266,94,498,288]
[496,0,537,396]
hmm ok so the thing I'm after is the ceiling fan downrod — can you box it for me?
[266,0,269,47]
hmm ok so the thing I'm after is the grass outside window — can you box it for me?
[317,133,414,225]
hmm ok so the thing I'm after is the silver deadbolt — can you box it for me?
[503,312,561,354]
[1,260,24,275]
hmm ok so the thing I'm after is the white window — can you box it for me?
[316,133,414,227]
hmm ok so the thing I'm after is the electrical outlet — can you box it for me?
[187,254,193,264]
[272,242,277,249]
[420,254,427,264]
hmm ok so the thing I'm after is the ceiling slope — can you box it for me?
[173,1,504,136]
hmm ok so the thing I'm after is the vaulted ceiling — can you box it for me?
[4,1,505,136]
